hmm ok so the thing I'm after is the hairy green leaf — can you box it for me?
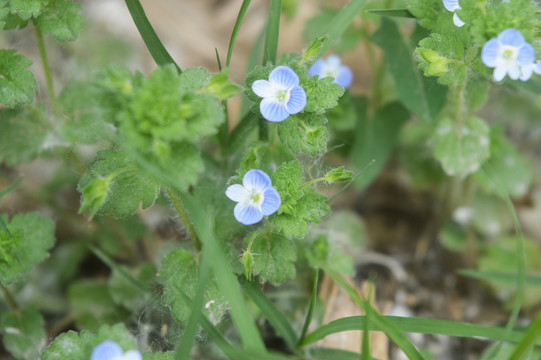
[278,114,329,156]
[1,307,46,360]
[0,50,37,107]
[35,0,82,41]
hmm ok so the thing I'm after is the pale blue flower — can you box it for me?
[225,169,281,225]
[308,55,353,88]
[91,340,142,360]
[252,66,307,122]
[481,29,535,81]
[520,61,541,81]
[442,0,465,27]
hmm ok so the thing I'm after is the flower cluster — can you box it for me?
[225,169,281,225]
[91,340,142,360]
[442,0,465,27]
[308,55,353,88]
[481,28,537,82]
[252,66,307,122]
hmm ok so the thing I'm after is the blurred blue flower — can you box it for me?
[252,66,306,122]
[91,340,142,360]
[308,55,353,88]
[226,169,281,225]
[481,28,535,81]
[520,61,541,81]
[442,0,465,27]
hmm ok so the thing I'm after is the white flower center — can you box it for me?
[244,187,264,208]
[274,88,291,104]
[321,64,339,79]
[499,45,518,64]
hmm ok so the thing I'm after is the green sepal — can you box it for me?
[301,35,328,65]
[202,68,243,99]
[324,166,353,183]
[241,249,255,281]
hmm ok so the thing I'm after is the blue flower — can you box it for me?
[520,61,541,81]
[308,55,353,88]
[91,340,142,360]
[252,66,307,122]
[225,169,281,225]
[481,29,535,81]
[442,0,465,27]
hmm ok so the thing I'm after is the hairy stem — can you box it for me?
[34,25,58,114]
[167,188,202,251]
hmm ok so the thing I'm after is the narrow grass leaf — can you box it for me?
[323,268,424,360]
[309,348,376,360]
[366,9,415,18]
[510,311,541,360]
[241,276,298,351]
[302,316,540,346]
[227,0,252,67]
[0,177,21,199]
[459,270,541,288]
[262,0,282,65]
[124,0,181,72]
[298,269,320,348]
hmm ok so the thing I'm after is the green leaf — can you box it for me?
[1,307,46,360]
[303,76,345,114]
[0,107,48,166]
[0,50,37,107]
[143,352,175,360]
[407,0,441,29]
[226,0,252,67]
[202,68,243,99]
[157,249,227,325]
[246,230,296,284]
[474,128,533,198]
[41,323,138,360]
[270,161,331,239]
[35,0,82,41]
[68,281,128,331]
[125,0,181,72]
[262,0,282,64]
[278,114,329,156]
[77,150,160,219]
[8,0,43,20]
[351,100,410,189]
[109,263,155,311]
[301,35,328,64]
[0,212,55,285]
[367,8,415,18]
[371,18,447,121]
[433,116,490,177]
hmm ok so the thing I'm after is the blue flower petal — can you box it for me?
[225,184,249,202]
[493,65,507,81]
[308,59,324,78]
[517,42,535,66]
[326,54,341,68]
[508,65,520,80]
[453,13,465,27]
[269,66,299,88]
[260,98,290,122]
[498,28,525,47]
[260,187,281,216]
[234,203,264,225]
[443,0,460,11]
[243,169,272,191]
[122,350,143,360]
[91,340,123,360]
[285,86,307,114]
[481,39,499,67]
[252,80,275,98]
[335,66,353,88]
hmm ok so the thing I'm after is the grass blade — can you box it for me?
[0,177,21,199]
[366,9,415,18]
[262,0,282,65]
[227,0,252,67]
[302,316,539,346]
[459,270,541,288]
[298,269,319,348]
[241,276,298,351]
[124,0,181,72]
[309,348,377,360]
[510,311,541,360]
[323,268,424,360]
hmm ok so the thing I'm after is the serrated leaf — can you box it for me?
[0,107,49,167]
[246,230,296,285]
[473,128,533,198]
[109,263,155,311]
[407,0,441,29]
[0,3,9,30]
[1,307,46,360]
[35,0,82,41]
[68,281,128,332]
[158,249,227,325]
[8,0,43,20]
[78,150,160,219]
[41,323,138,360]
[278,113,329,155]
[0,50,37,107]
[433,116,490,177]
[303,76,345,114]
[270,161,331,239]
[0,212,55,285]
[371,18,447,120]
